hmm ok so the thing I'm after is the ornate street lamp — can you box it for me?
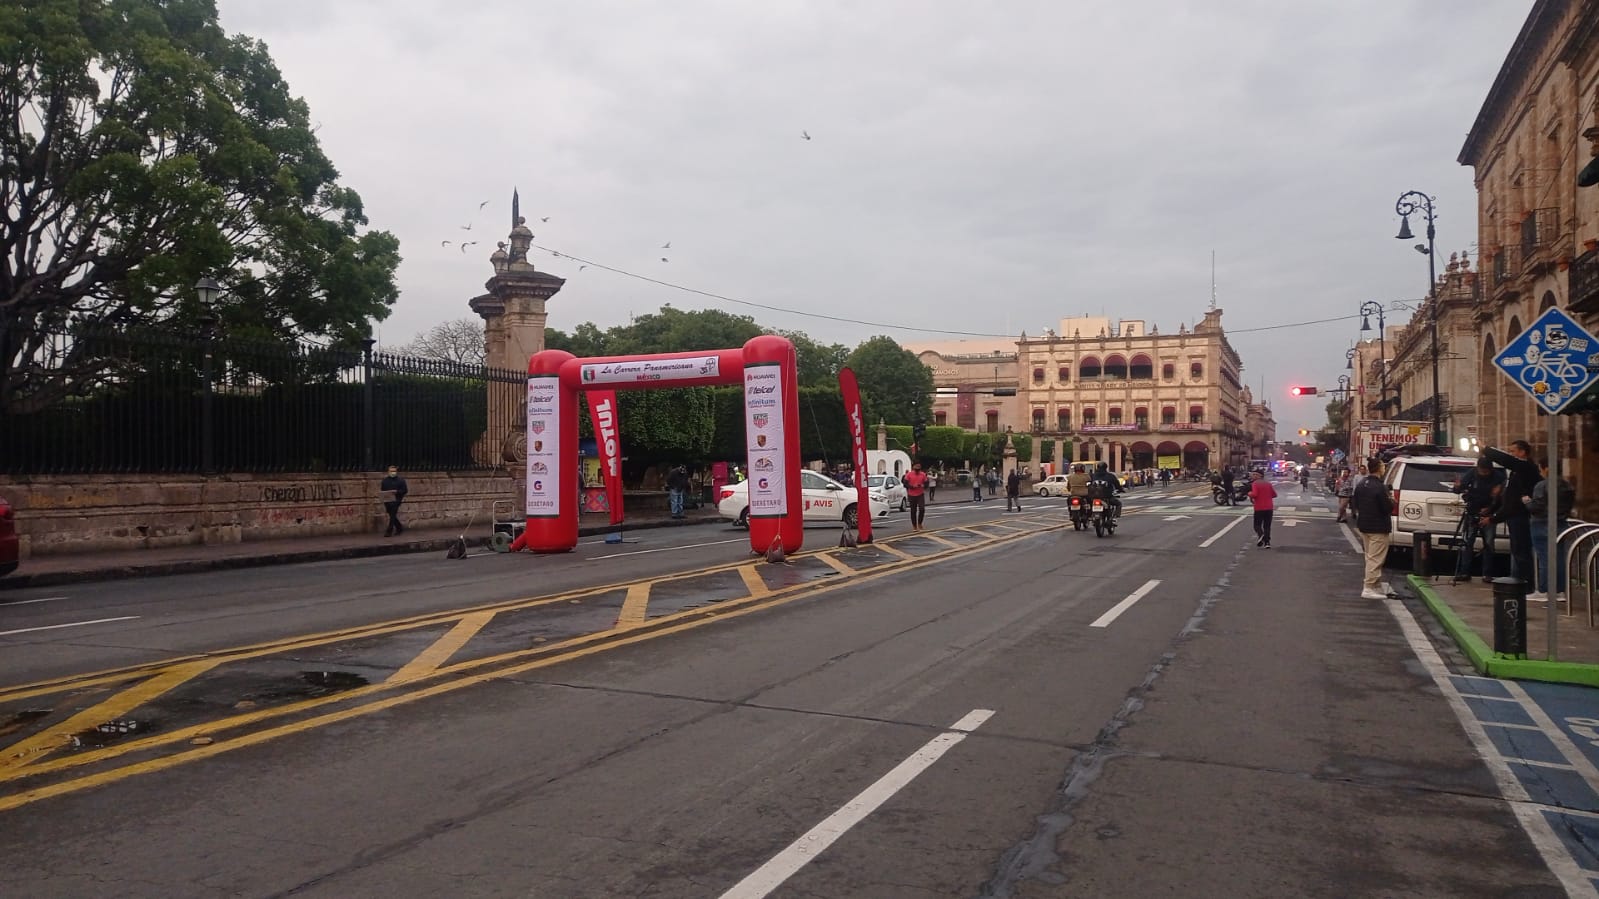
[1359,301,1387,419]
[1394,190,1443,442]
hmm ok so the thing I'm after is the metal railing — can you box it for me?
[0,323,524,474]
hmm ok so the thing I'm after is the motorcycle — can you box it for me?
[1090,495,1117,537]
[1068,494,1089,531]
[1211,481,1249,506]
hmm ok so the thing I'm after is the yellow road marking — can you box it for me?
[874,543,915,561]
[387,611,496,685]
[0,658,222,771]
[0,517,1068,813]
[918,533,960,549]
[814,553,856,576]
[738,564,770,599]
[617,582,653,628]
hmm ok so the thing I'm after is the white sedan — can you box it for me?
[864,474,908,512]
[1035,474,1075,497]
[718,470,892,529]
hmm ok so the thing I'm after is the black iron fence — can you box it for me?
[0,323,525,475]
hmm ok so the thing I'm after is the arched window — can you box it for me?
[1104,355,1128,379]
[1162,363,1175,380]
[1082,407,1098,426]
[1057,366,1070,383]
[985,409,1000,433]
[1134,406,1149,428]
[1108,407,1123,425]
[1188,405,1204,424]
[1057,407,1071,431]
[1541,290,1558,311]
[934,411,947,426]
[1130,354,1154,379]
[1190,362,1203,380]
[1032,367,1045,384]
[1032,408,1046,430]
[1161,406,1176,425]
[1079,356,1101,379]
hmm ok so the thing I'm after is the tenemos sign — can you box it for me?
[579,356,720,386]
[745,363,787,517]
[526,375,562,517]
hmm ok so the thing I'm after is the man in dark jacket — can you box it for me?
[1352,460,1394,598]
[1481,441,1541,585]
[1452,458,1504,584]
[666,465,690,519]
[380,465,408,537]
[1220,466,1236,505]
[1005,468,1023,512]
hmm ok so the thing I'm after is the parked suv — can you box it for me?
[1380,450,1502,562]
[0,495,17,578]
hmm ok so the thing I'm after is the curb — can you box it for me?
[0,515,725,592]
[1407,574,1599,688]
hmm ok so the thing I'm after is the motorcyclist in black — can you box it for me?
[1088,462,1123,518]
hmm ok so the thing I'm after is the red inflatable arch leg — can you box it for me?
[741,335,803,556]
[523,349,579,553]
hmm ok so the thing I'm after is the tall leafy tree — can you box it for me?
[0,0,400,412]
[845,335,935,426]
[782,329,849,387]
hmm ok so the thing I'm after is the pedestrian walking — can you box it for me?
[666,464,690,519]
[1526,458,1575,602]
[1006,468,1023,512]
[1351,459,1394,598]
[926,471,938,504]
[972,471,983,502]
[987,469,999,496]
[1482,441,1541,586]
[380,465,408,537]
[1336,467,1357,523]
[1247,469,1275,548]
[903,461,929,531]
[1451,458,1502,584]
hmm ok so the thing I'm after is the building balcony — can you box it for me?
[1570,248,1599,314]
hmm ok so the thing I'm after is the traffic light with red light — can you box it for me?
[1288,386,1318,397]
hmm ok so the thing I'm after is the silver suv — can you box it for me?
[1380,450,1503,560]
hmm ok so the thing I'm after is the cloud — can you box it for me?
[214,0,1530,434]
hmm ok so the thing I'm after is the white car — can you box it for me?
[718,470,892,529]
[864,474,908,512]
[1035,474,1074,497]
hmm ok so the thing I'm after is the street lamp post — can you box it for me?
[1336,373,1353,460]
[1358,302,1387,419]
[1395,190,1442,443]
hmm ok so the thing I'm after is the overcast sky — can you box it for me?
[215,0,1532,435]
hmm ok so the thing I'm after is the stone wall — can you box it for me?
[0,470,516,558]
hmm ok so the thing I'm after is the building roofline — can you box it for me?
[1459,0,1564,166]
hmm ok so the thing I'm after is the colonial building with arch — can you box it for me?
[1459,0,1599,516]
[907,309,1249,472]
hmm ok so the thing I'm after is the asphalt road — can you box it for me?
[0,481,1577,896]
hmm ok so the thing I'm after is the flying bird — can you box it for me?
[661,241,671,249]
[661,257,669,263]
[478,200,490,211]
[541,216,550,222]
[460,241,478,253]
[579,265,587,271]
[460,222,472,230]
[801,130,811,140]
[440,240,452,248]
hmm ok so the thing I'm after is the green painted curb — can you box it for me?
[1407,574,1599,688]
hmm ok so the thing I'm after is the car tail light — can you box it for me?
[1391,488,1400,516]
[719,488,735,502]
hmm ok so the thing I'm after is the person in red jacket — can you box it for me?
[1248,469,1277,548]
[902,461,929,531]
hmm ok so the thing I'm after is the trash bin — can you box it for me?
[1491,577,1529,658]
[1412,531,1433,577]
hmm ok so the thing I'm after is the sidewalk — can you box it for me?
[0,508,726,591]
[1408,573,1599,688]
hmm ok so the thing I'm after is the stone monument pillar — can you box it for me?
[876,419,887,452]
[469,191,566,468]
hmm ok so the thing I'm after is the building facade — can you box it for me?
[909,309,1248,473]
[1242,387,1278,461]
[1382,252,1483,445]
[1459,0,1599,513]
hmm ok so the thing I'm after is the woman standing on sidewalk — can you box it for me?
[1248,469,1275,548]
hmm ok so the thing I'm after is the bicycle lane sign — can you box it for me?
[1493,306,1599,415]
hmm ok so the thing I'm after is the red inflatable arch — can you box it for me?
[521,335,803,555]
